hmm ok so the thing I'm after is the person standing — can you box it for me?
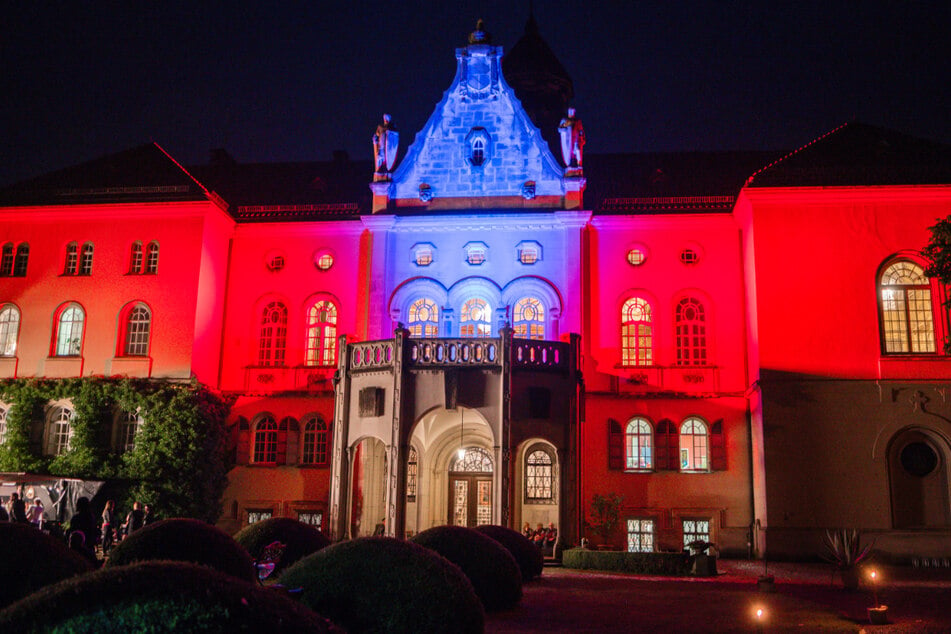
[25,498,44,529]
[9,492,27,523]
[122,501,145,538]
[100,499,116,553]
[67,497,98,548]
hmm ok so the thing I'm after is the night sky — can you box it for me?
[2,1,948,186]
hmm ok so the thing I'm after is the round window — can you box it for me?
[900,442,938,477]
[680,248,700,265]
[627,248,646,266]
[265,252,285,272]
[314,252,334,271]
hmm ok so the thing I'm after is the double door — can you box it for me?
[449,474,492,527]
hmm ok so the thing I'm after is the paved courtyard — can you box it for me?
[485,560,951,633]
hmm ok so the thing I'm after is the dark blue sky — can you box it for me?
[2,1,948,185]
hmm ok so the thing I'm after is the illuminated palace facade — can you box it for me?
[2,20,951,560]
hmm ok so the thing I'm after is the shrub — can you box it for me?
[475,524,543,582]
[105,518,254,582]
[279,536,483,634]
[562,548,691,575]
[411,525,522,611]
[0,561,341,633]
[234,517,330,576]
[0,522,95,608]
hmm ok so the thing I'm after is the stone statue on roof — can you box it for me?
[468,19,491,44]
[559,107,585,169]
[372,114,399,177]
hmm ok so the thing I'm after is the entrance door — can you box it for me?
[449,475,492,527]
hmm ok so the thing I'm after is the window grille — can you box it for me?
[627,518,655,553]
[621,297,652,366]
[124,304,151,356]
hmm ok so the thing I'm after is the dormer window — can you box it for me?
[517,241,542,265]
[465,128,491,168]
[465,242,488,266]
[412,243,435,267]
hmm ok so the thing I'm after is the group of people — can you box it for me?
[524,521,558,555]
[1,492,46,528]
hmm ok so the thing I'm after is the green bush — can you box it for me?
[105,518,255,582]
[0,561,341,633]
[279,536,483,634]
[234,517,330,576]
[411,525,522,611]
[475,524,543,582]
[0,523,95,608]
[562,548,691,575]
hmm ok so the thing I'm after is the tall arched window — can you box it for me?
[306,300,338,366]
[676,297,707,366]
[680,417,709,472]
[0,304,20,357]
[79,242,94,275]
[406,446,419,501]
[460,298,491,337]
[626,417,653,470]
[46,407,73,455]
[13,243,28,277]
[0,243,13,276]
[123,303,151,356]
[252,416,278,464]
[409,298,439,337]
[525,448,554,501]
[63,242,79,275]
[257,302,288,366]
[513,297,545,340]
[119,411,142,452]
[129,242,143,274]
[621,297,652,366]
[145,241,160,274]
[0,406,7,445]
[54,303,84,356]
[879,260,936,354]
[301,415,330,466]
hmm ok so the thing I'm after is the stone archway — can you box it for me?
[888,428,951,528]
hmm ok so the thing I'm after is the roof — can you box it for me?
[746,122,951,187]
[0,143,213,207]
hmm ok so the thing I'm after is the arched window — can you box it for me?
[79,242,94,275]
[460,298,491,337]
[621,297,652,366]
[54,303,84,356]
[146,241,160,274]
[525,448,554,501]
[119,411,142,452]
[879,260,936,354]
[408,298,439,338]
[471,137,485,166]
[0,304,20,357]
[13,243,28,277]
[129,242,143,274]
[513,297,545,340]
[123,303,151,357]
[257,302,288,366]
[305,300,338,366]
[450,447,493,472]
[676,297,707,366]
[252,416,278,464]
[64,242,78,275]
[46,407,73,455]
[0,406,7,445]
[0,243,13,276]
[301,415,330,466]
[626,417,653,470]
[680,417,709,472]
[406,446,419,501]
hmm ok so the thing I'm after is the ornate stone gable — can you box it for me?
[389,37,567,210]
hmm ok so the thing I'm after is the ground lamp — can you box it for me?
[867,569,888,624]
[753,606,766,633]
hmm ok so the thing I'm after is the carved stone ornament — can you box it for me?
[521,181,536,200]
[372,114,399,174]
[418,183,433,202]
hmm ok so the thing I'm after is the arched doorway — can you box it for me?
[888,428,951,528]
[517,440,560,537]
[448,447,494,527]
[350,436,387,537]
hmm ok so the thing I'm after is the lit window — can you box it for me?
[64,242,78,275]
[517,241,542,265]
[465,128,490,168]
[47,407,73,456]
[525,449,553,501]
[257,302,288,366]
[450,447,493,472]
[627,518,655,553]
[680,248,699,265]
[252,416,278,464]
[0,244,13,276]
[680,417,709,471]
[301,416,330,466]
[627,248,646,266]
[0,304,20,357]
[621,297,652,366]
[13,244,28,277]
[471,138,485,166]
[266,252,285,272]
[123,303,151,357]
[305,300,338,366]
[409,298,439,338]
[297,511,322,529]
[460,298,492,337]
[79,242,94,275]
[247,510,272,525]
[407,446,418,501]
[0,406,7,445]
[626,418,653,470]
[54,303,84,356]
[879,260,936,354]
[413,244,434,266]
[129,242,143,274]
[513,297,545,340]
[315,252,334,271]
[683,519,711,548]
[465,242,488,265]
[676,297,707,366]
[145,241,159,274]
[119,411,142,452]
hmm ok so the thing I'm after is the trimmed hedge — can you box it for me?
[0,522,95,608]
[411,525,522,611]
[105,518,255,582]
[233,517,330,577]
[475,524,543,582]
[279,536,484,634]
[562,548,691,575]
[0,560,341,633]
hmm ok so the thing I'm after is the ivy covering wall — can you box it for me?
[0,378,232,523]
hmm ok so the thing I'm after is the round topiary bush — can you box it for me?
[411,525,522,611]
[0,560,342,633]
[475,524,543,582]
[0,522,95,608]
[233,517,330,577]
[279,536,484,634]
[105,518,255,582]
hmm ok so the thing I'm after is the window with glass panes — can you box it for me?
[64,242,78,275]
[409,298,439,337]
[145,241,159,274]
[621,297,652,366]
[682,519,710,548]
[120,411,141,452]
[460,298,491,337]
[407,446,418,501]
[625,418,653,470]
[13,244,28,277]
[257,302,288,366]
[124,304,151,356]
[252,417,278,463]
[305,300,337,366]
[48,407,73,455]
[675,297,707,366]
[513,297,545,340]
[0,244,13,275]
[0,407,7,445]
[297,511,322,529]
[79,242,94,275]
[879,260,936,354]
[55,304,84,356]
[129,242,143,273]
[525,449,553,501]
[301,416,330,466]
[0,305,20,357]
[627,518,654,553]
[680,417,709,471]
[247,510,272,524]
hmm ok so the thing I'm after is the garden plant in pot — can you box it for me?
[821,528,873,591]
